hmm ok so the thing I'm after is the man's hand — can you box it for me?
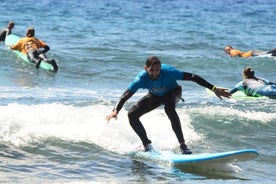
[214,87,231,100]
[105,110,118,123]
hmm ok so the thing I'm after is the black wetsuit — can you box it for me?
[27,47,49,64]
[0,27,11,41]
[128,85,184,146]
[267,48,276,56]
[27,46,58,71]
[113,66,214,147]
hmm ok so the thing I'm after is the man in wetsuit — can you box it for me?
[10,27,58,71]
[105,56,231,154]
[0,21,14,42]
[229,66,276,98]
[224,45,276,58]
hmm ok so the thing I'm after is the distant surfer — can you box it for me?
[9,27,58,71]
[229,66,276,98]
[0,21,14,42]
[105,55,231,154]
[224,45,276,58]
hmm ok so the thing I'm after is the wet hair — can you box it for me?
[26,27,35,37]
[8,21,14,28]
[145,55,161,68]
[224,45,233,52]
[243,66,255,79]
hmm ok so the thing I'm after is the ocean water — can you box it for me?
[0,0,276,183]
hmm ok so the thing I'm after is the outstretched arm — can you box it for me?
[183,72,231,99]
[105,89,134,122]
[10,40,21,51]
[229,87,238,94]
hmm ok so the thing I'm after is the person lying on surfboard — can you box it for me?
[229,66,276,98]
[0,21,14,42]
[224,45,276,58]
[105,55,231,154]
[9,27,58,71]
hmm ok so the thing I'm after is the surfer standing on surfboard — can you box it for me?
[106,55,231,154]
[9,27,58,71]
[224,45,276,58]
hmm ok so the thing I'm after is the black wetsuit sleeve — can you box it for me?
[42,45,50,53]
[113,89,134,113]
[268,81,276,85]
[183,72,215,90]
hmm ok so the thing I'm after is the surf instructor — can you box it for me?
[106,56,231,154]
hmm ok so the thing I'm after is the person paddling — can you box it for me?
[10,27,58,71]
[224,45,276,58]
[229,66,276,98]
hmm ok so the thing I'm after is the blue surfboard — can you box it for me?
[129,149,258,166]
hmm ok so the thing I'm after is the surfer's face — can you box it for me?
[224,46,231,53]
[144,64,161,80]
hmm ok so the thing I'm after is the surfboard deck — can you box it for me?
[129,149,258,166]
[5,34,57,72]
[205,87,268,100]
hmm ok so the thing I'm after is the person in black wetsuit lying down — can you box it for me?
[10,27,58,72]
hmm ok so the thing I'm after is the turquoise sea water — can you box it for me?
[0,0,276,183]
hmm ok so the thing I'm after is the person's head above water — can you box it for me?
[242,66,255,79]
[144,56,162,80]
[8,21,14,29]
[26,27,35,37]
[224,45,233,54]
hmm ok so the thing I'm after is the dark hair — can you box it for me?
[8,21,14,28]
[26,27,35,37]
[225,45,233,48]
[243,66,255,79]
[145,55,161,68]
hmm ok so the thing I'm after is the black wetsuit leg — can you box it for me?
[162,86,185,144]
[128,93,161,146]
[38,53,48,60]
[128,86,185,146]
[37,52,58,72]
[27,49,42,64]
[267,48,276,56]
[46,59,58,72]
[27,50,54,69]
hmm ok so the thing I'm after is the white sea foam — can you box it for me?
[0,103,201,155]
[188,106,276,123]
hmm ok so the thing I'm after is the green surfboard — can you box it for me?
[5,34,57,72]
